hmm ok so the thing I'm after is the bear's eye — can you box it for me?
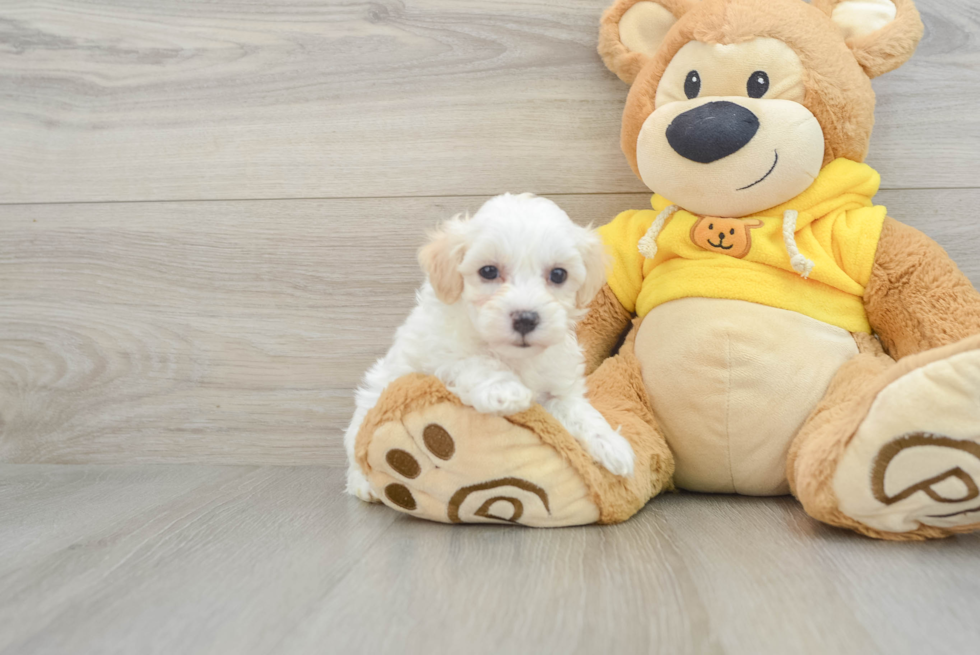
[730,228,735,235]
[684,71,701,99]
[549,268,568,285]
[747,71,769,98]
[708,223,714,230]
[478,265,499,280]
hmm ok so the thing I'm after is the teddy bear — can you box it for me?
[350,0,980,540]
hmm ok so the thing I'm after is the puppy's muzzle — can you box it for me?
[511,311,540,336]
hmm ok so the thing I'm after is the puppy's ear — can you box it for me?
[575,226,609,309]
[813,0,923,78]
[418,216,467,304]
[598,0,697,84]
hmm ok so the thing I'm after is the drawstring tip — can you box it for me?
[638,236,658,260]
[783,209,815,279]
[638,204,679,260]
[791,254,815,279]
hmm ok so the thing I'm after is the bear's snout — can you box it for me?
[666,101,760,164]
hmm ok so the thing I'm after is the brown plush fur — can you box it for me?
[576,284,634,375]
[599,0,699,84]
[613,0,890,176]
[787,334,980,541]
[811,0,924,78]
[595,0,980,538]
[865,217,980,360]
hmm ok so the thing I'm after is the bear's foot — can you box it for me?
[353,375,601,527]
[834,340,980,534]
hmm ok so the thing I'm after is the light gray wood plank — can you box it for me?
[0,465,398,655]
[1,465,978,655]
[0,464,251,577]
[0,0,977,204]
[2,190,978,465]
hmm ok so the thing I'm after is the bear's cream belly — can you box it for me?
[634,298,859,495]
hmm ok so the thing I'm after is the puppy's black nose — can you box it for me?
[511,311,539,336]
[666,101,760,164]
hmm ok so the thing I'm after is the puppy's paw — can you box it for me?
[470,380,535,416]
[586,429,636,477]
[346,467,380,503]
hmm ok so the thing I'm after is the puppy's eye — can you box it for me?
[747,71,769,98]
[708,223,714,230]
[730,228,735,235]
[478,265,499,280]
[549,268,568,285]
[684,70,701,99]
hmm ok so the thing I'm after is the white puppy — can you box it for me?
[344,193,636,502]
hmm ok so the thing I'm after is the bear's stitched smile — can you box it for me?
[706,239,734,250]
[736,150,779,191]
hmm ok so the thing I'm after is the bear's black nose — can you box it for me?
[512,311,539,336]
[666,101,760,164]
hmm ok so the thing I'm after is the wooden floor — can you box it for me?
[2,0,979,653]
[0,466,978,655]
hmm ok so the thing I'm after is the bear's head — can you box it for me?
[598,0,923,217]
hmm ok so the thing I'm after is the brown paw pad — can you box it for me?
[384,483,417,511]
[423,423,455,460]
[385,449,421,479]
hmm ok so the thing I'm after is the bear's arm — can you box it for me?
[577,283,634,375]
[864,216,980,360]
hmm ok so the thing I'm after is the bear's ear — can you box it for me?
[814,0,924,78]
[598,0,698,84]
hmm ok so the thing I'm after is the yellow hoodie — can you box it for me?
[597,158,886,333]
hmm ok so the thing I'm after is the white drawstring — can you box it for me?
[638,205,679,260]
[783,210,815,279]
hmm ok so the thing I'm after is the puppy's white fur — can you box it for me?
[344,193,635,502]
